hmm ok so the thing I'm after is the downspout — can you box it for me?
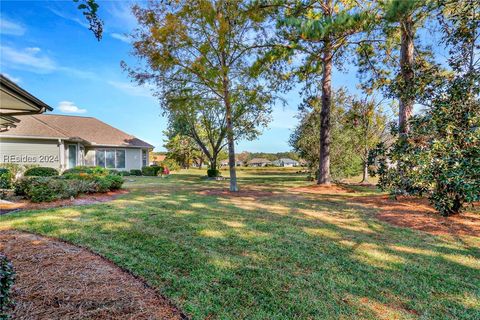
[58,139,65,172]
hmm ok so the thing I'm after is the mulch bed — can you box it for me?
[291,184,355,194]
[354,195,480,237]
[0,190,129,214]
[0,230,186,320]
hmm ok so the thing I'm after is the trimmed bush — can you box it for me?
[107,169,120,176]
[14,176,41,196]
[62,166,108,175]
[24,167,58,177]
[207,169,220,177]
[27,177,66,202]
[142,166,163,176]
[104,175,123,190]
[0,168,12,189]
[14,173,124,202]
[130,169,142,176]
[0,253,15,317]
[119,171,131,176]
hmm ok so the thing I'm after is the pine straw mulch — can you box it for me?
[0,230,186,320]
[291,183,355,194]
[354,195,480,237]
[0,190,129,214]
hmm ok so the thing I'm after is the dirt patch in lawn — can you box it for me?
[0,230,185,320]
[0,190,129,214]
[291,183,355,194]
[355,195,480,237]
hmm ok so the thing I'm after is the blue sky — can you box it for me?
[1,0,364,152]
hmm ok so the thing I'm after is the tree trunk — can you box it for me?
[399,15,415,135]
[361,161,369,184]
[317,40,333,185]
[222,67,238,192]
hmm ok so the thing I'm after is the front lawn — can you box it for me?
[0,170,478,319]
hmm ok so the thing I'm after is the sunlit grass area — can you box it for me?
[0,170,478,319]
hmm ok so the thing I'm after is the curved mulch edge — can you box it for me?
[0,230,188,320]
[0,190,129,214]
[354,195,480,237]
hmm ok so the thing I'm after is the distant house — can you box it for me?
[220,159,244,167]
[272,158,299,167]
[0,114,153,172]
[150,153,166,165]
[247,158,272,167]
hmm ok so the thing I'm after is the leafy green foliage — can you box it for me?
[15,173,124,202]
[142,166,163,176]
[73,0,103,40]
[0,253,15,319]
[62,166,108,176]
[207,169,220,177]
[370,75,479,216]
[24,167,59,177]
[0,169,12,189]
[129,169,143,176]
[290,89,363,180]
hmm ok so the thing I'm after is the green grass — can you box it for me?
[1,170,479,319]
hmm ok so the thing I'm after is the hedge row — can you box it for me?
[15,174,124,203]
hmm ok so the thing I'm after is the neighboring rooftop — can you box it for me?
[0,114,153,148]
[0,74,52,131]
[248,158,272,164]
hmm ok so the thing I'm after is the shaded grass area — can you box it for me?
[0,170,479,319]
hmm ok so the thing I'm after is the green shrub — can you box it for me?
[27,177,68,202]
[0,253,15,317]
[107,169,120,176]
[207,169,220,177]
[0,168,12,189]
[142,166,163,176]
[119,171,130,176]
[62,166,108,175]
[130,169,142,176]
[24,167,59,177]
[161,159,180,171]
[14,177,41,196]
[104,175,124,190]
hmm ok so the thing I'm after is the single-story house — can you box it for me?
[150,153,166,165]
[220,158,244,167]
[0,114,153,172]
[247,158,272,167]
[272,158,299,167]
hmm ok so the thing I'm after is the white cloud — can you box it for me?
[1,73,21,84]
[110,33,131,43]
[48,7,89,29]
[58,101,87,114]
[108,80,154,98]
[0,16,26,36]
[0,45,56,73]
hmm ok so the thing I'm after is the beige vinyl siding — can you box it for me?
[0,138,61,169]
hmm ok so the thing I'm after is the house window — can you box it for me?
[95,149,126,169]
[115,150,126,168]
[142,150,147,167]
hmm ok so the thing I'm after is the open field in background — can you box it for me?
[0,169,478,319]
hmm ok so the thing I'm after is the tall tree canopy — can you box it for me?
[266,0,374,184]
[124,0,275,191]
